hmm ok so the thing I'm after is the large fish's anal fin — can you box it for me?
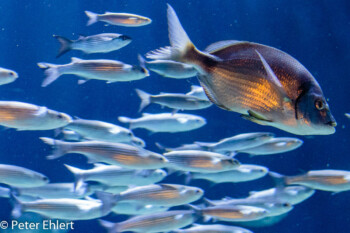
[241,110,273,126]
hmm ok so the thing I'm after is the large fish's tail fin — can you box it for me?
[53,35,72,58]
[85,11,99,26]
[135,89,152,112]
[37,62,62,87]
[98,219,120,233]
[11,194,24,218]
[146,4,212,70]
[64,164,86,191]
[40,137,70,160]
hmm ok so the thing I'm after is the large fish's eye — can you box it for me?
[57,114,64,119]
[8,72,14,76]
[314,100,325,110]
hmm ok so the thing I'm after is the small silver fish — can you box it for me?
[0,164,49,188]
[270,170,350,192]
[345,113,350,119]
[12,192,114,220]
[164,150,240,173]
[54,33,131,57]
[13,183,90,199]
[171,224,253,233]
[205,197,293,217]
[64,118,134,143]
[186,85,209,100]
[118,113,206,133]
[38,57,149,87]
[40,137,168,169]
[238,137,303,156]
[195,132,275,154]
[147,5,336,135]
[194,204,269,222]
[113,184,203,207]
[0,101,72,130]
[0,67,18,85]
[85,11,152,27]
[248,186,315,205]
[135,89,212,112]
[112,202,169,215]
[99,210,199,233]
[64,163,167,188]
[190,164,268,183]
[138,55,197,79]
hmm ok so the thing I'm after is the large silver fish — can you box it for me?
[54,33,131,57]
[147,5,336,135]
[0,101,71,130]
[38,57,149,87]
[85,11,152,27]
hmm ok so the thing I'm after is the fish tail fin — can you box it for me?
[184,172,193,185]
[53,35,72,58]
[40,137,69,160]
[85,11,98,26]
[37,62,61,87]
[95,191,116,216]
[118,116,135,129]
[11,194,24,218]
[135,89,152,112]
[269,171,289,186]
[185,204,203,217]
[98,219,119,233]
[63,164,86,191]
[146,4,210,68]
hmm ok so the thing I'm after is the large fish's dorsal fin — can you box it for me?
[159,184,178,190]
[204,40,242,53]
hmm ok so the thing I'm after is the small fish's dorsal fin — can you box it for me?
[142,113,153,116]
[160,184,178,190]
[71,57,82,63]
[204,40,242,53]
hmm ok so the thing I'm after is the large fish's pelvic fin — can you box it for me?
[241,110,273,126]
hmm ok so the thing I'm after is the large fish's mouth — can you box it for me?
[326,120,337,127]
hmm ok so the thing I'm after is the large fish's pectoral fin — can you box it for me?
[241,110,273,126]
[255,50,291,103]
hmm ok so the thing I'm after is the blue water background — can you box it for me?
[0,0,349,232]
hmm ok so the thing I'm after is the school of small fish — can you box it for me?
[0,3,346,233]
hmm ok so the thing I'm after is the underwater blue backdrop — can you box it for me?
[0,0,349,232]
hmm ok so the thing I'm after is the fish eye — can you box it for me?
[283,203,291,207]
[42,176,49,182]
[57,114,64,119]
[8,72,15,76]
[120,35,131,41]
[314,99,325,110]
